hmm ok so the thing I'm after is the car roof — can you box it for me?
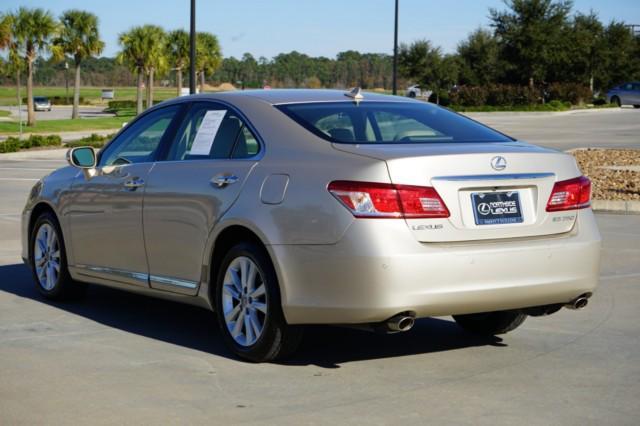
[166,89,412,106]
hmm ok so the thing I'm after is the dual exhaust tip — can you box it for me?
[375,294,591,334]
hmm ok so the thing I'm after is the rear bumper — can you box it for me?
[270,209,601,324]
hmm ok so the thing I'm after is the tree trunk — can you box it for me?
[136,68,143,115]
[15,68,22,134]
[72,62,81,119]
[589,75,594,94]
[176,67,182,97]
[147,68,154,108]
[199,70,205,93]
[528,76,534,89]
[26,59,35,127]
[15,68,21,112]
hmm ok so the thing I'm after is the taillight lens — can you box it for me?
[546,176,591,212]
[328,181,449,218]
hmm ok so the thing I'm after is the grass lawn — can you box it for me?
[0,86,179,106]
[0,110,10,117]
[0,116,130,134]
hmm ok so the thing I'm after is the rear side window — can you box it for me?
[167,102,260,161]
[277,101,513,144]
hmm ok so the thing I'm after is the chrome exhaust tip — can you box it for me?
[565,294,591,310]
[386,313,415,332]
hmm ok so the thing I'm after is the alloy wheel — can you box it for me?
[33,223,61,291]
[221,256,268,347]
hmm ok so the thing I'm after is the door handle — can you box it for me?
[211,174,239,188]
[123,178,145,190]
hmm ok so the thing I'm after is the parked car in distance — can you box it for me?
[33,96,52,111]
[22,89,601,362]
[406,84,433,99]
[606,82,640,108]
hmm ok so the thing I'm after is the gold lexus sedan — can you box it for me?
[22,90,601,362]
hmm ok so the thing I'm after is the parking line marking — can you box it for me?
[0,177,39,181]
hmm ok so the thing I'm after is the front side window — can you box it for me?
[100,105,181,166]
[277,101,512,144]
[166,102,260,161]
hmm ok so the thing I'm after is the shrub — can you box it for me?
[547,83,592,105]
[65,133,115,148]
[44,135,62,146]
[108,100,137,109]
[449,85,488,106]
[0,134,65,154]
[0,137,21,153]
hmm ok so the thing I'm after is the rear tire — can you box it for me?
[633,105,640,109]
[215,242,303,362]
[453,310,526,335]
[29,212,86,300]
[611,96,621,107]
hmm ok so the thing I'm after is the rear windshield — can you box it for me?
[277,101,513,144]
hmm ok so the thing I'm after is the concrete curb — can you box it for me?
[0,148,67,160]
[592,200,640,214]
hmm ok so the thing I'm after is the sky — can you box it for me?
[6,0,640,59]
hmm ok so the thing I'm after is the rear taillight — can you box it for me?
[546,176,591,212]
[328,181,449,218]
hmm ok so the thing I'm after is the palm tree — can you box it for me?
[166,29,189,96]
[196,32,222,92]
[12,7,57,126]
[118,25,166,114]
[0,13,21,110]
[142,25,166,108]
[52,10,104,119]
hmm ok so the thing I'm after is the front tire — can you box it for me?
[215,242,303,362]
[29,212,86,300]
[453,310,526,335]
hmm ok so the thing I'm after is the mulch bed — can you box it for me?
[571,148,640,201]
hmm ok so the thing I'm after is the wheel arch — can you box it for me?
[28,202,60,246]
[204,223,280,309]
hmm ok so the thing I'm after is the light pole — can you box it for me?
[189,0,197,94]
[392,0,399,95]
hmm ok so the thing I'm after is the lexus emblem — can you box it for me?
[491,156,507,171]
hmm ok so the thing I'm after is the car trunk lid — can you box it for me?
[332,141,583,242]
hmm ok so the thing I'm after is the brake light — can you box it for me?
[546,176,591,212]
[328,181,449,218]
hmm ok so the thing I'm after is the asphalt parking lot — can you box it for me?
[1,110,639,424]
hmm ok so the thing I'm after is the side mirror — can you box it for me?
[67,146,96,169]
[67,147,98,179]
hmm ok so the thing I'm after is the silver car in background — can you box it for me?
[33,96,52,112]
[606,82,640,108]
[22,89,601,362]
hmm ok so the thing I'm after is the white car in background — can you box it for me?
[406,84,433,99]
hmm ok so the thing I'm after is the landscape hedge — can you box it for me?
[449,83,592,107]
[0,134,62,153]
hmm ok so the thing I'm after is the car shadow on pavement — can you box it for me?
[0,263,506,368]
